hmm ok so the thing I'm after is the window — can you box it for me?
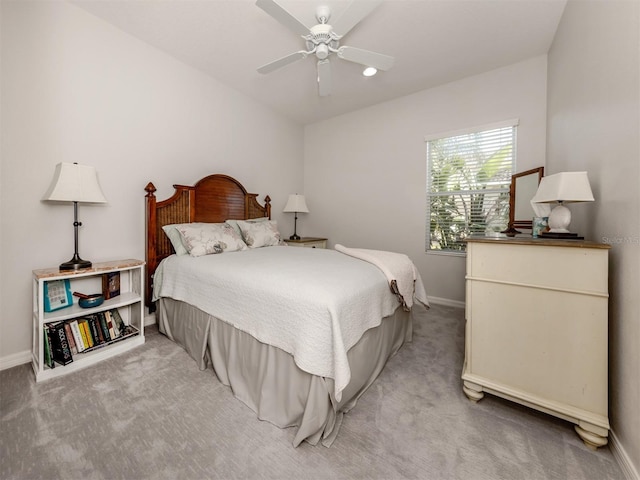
[426,120,517,254]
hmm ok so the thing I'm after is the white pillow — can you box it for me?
[225,217,269,237]
[236,220,282,248]
[162,223,207,256]
[177,223,247,257]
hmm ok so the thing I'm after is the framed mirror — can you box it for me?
[502,167,544,236]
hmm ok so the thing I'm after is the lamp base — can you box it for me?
[289,234,301,241]
[548,204,572,233]
[539,232,584,240]
[59,257,92,271]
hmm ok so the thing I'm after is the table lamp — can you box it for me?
[42,162,107,270]
[283,194,309,240]
[530,171,594,238]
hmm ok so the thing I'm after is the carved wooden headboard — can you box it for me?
[144,174,271,309]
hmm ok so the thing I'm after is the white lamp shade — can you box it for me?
[283,194,309,213]
[530,171,594,204]
[42,162,107,203]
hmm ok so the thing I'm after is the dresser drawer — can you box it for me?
[466,280,608,413]
[466,241,608,294]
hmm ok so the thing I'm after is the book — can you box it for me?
[69,320,85,353]
[109,308,126,334]
[63,322,77,355]
[97,312,112,343]
[88,316,104,345]
[108,310,121,338]
[79,319,93,348]
[107,310,121,338]
[50,322,73,366]
[102,271,120,300]
[104,311,117,340]
[80,318,93,349]
[96,316,107,344]
[44,279,72,312]
[84,320,95,348]
[43,325,55,369]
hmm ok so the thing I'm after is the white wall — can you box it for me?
[303,56,548,303]
[546,0,640,476]
[0,1,304,363]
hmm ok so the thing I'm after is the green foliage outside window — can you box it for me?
[426,125,515,253]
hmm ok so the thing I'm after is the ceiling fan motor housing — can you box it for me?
[315,43,329,59]
[306,24,340,59]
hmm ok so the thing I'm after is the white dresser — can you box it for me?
[462,236,610,449]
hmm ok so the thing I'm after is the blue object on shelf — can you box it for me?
[44,279,73,312]
[79,294,104,309]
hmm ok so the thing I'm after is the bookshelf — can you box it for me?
[32,259,145,382]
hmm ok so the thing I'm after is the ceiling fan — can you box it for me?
[256,0,394,97]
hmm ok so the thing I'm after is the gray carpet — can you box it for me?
[0,304,624,480]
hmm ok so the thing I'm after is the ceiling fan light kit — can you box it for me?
[256,0,394,97]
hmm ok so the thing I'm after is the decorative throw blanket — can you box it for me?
[334,244,430,311]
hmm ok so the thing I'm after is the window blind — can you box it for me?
[426,123,517,253]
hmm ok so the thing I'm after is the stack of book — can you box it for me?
[43,309,138,369]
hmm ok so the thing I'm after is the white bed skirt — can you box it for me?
[157,297,412,447]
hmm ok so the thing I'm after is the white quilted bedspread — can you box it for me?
[154,246,412,401]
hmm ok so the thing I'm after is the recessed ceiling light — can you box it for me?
[362,67,377,77]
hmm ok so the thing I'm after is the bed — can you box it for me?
[145,174,428,447]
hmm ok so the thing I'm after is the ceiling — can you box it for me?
[71,0,567,125]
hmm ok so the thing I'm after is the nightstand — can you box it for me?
[284,237,327,249]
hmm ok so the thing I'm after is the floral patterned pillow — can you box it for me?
[162,223,207,256]
[225,217,270,237]
[236,220,282,248]
[177,223,247,257]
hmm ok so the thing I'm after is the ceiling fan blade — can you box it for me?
[337,46,394,71]
[317,59,331,97]
[257,51,308,74]
[256,0,311,37]
[331,0,383,37]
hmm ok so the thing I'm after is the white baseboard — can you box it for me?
[0,350,31,371]
[144,312,156,327]
[611,429,640,480]
[427,296,465,309]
